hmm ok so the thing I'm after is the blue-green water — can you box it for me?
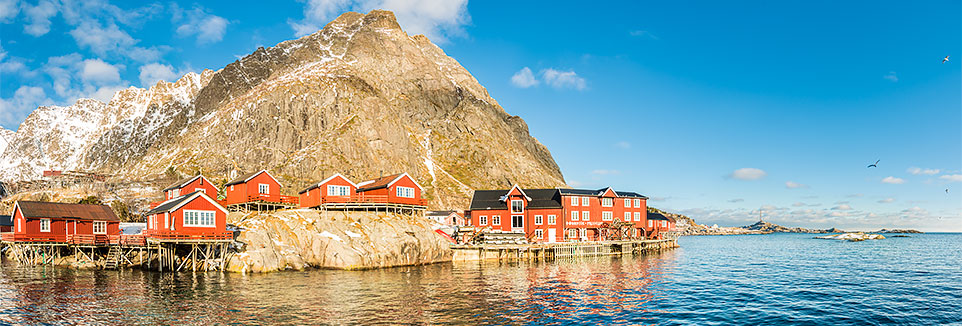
[1,233,960,325]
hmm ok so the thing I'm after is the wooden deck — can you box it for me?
[451,239,678,262]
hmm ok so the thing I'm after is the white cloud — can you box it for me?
[615,141,631,149]
[591,169,620,175]
[0,86,49,128]
[883,71,898,82]
[87,85,126,103]
[831,204,852,210]
[785,181,808,189]
[881,176,905,184]
[0,0,20,22]
[846,193,864,198]
[175,7,228,45]
[290,0,470,43]
[907,167,940,175]
[542,68,586,90]
[22,0,58,36]
[510,67,539,88]
[69,21,135,55]
[939,174,962,182]
[728,168,767,180]
[138,63,179,87]
[81,59,121,84]
[878,198,895,203]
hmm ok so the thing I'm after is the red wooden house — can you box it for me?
[223,170,297,207]
[298,173,358,208]
[645,211,675,239]
[468,186,649,243]
[143,191,231,240]
[4,201,120,244]
[162,175,218,200]
[355,173,426,206]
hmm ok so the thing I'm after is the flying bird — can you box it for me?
[947,188,950,194]
[867,160,879,168]
[943,55,950,64]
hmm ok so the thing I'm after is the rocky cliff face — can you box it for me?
[1,10,565,209]
[227,209,451,272]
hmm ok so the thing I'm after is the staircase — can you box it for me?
[103,246,122,270]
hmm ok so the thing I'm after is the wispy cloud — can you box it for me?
[289,0,470,43]
[831,204,852,210]
[907,167,940,175]
[542,68,586,90]
[138,63,180,87]
[883,71,898,82]
[785,181,808,189]
[939,174,962,182]
[881,176,905,184]
[878,198,895,203]
[510,67,539,88]
[727,168,767,180]
[174,6,228,45]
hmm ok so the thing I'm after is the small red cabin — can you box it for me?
[5,201,120,244]
[355,173,426,206]
[162,175,219,200]
[224,170,290,205]
[143,191,231,240]
[298,173,358,208]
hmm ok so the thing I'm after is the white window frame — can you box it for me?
[173,189,180,197]
[328,185,350,196]
[624,199,631,207]
[547,215,556,225]
[511,200,524,213]
[258,183,270,194]
[582,211,590,221]
[649,220,654,227]
[601,198,613,207]
[396,186,415,198]
[634,198,641,208]
[40,218,50,232]
[493,215,501,226]
[230,185,234,191]
[579,228,587,239]
[479,216,487,226]
[93,221,107,235]
[570,196,579,206]
[582,197,590,206]
[195,188,206,194]
[568,229,578,239]
[17,218,21,232]
[511,215,524,229]
[571,211,578,221]
[535,229,543,240]
[183,210,217,228]
[624,212,631,222]
[634,212,641,221]
[662,221,668,228]
[534,215,543,225]
[602,211,613,221]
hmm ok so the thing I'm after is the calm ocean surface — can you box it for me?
[1,233,960,325]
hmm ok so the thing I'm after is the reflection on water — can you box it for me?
[2,234,961,325]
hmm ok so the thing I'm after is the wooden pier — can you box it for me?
[450,239,678,262]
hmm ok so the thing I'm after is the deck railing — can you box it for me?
[241,194,299,205]
[320,194,426,206]
[108,234,147,246]
[143,230,234,241]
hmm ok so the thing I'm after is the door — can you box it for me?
[547,229,557,243]
[511,215,524,232]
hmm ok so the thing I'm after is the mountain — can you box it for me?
[741,220,842,234]
[0,128,13,157]
[0,10,566,209]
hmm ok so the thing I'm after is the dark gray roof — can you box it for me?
[556,188,648,199]
[470,189,562,210]
[615,191,648,199]
[425,210,458,217]
[647,211,669,221]
[162,175,206,192]
[0,215,11,226]
[145,191,202,215]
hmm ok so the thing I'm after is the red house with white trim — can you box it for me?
[4,201,120,244]
[298,173,358,208]
[223,170,297,208]
[143,191,231,240]
[355,173,426,206]
[162,175,218,200]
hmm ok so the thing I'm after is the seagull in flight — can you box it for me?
[943,55,950,64]
[867,160,880,168]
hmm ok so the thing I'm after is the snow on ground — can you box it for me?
[319,231,343,242]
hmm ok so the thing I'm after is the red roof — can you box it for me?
[15,201,119,221]
[356,173,404,192]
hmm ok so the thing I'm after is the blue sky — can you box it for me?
[1,0,960,231]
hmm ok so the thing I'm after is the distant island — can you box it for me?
[655,207,923,236]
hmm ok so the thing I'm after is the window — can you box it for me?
[568,229,578,239]
[602,211,613,221]
[17,218,21,232]
[535,229,543,240]
[624,199,631,207]
[40,219,50,232]
[662,221,668,228]
[571,211,578,221]
[493,216,501,225]
[230,185,234,191]
[547,215,556,225]
[634,229,638,237]
[259,183,269,194]
[648,220,654,227]
[534,215,543,225]
[581,211,590,221]
[328,185,350,196]
[579,228,587,239]
[148,216,154,230]
[624,212,631,222]
[602,198,613,207]
[479,216,487,225]
[184,210,217,227]
[173,189,180,197]
[93,221,106,234]
[511,215,524,228]
[634,212,641,221]
[396,186,415,198]
[164,213,169,229]
[634,199,641,208]
[571,196,579,206]
[581,197,590,206]
[511,200,524,213]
